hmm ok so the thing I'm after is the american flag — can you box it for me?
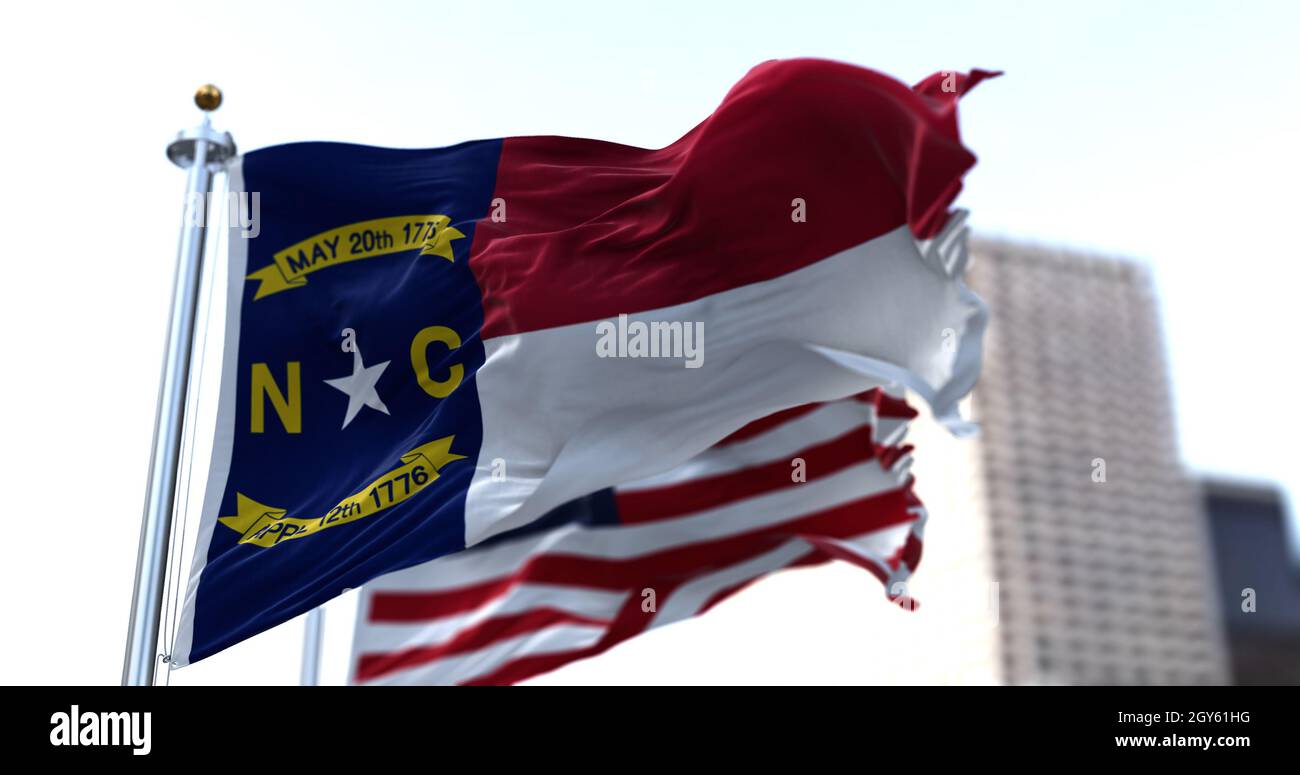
[349,388,927,685]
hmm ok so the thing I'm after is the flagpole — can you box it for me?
[300,607,325,686]
[123,86,237,686]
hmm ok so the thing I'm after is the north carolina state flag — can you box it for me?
[175,58,995,666]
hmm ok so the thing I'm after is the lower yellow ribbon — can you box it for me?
[218,436,465,548]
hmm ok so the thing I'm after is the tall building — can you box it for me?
[1203,478,1300,685]
[895,239,1230,684]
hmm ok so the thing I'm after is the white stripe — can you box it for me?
[467,223,983,544]
[366,458,909,594]
[618,399,877,492]
[351,584,628,654]
[876,416,910,448]
[831,522,918,560]
[358,624,607,686]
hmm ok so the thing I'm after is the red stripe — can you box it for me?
[716,388,914,447]
[876,392,918,421]
[716,402,825,446]
[369,580,549,622]
[354,607,611,683]
[879,442,914,471]
[899,530,924,571]
[469,60,989,338]
[614,425,877,524]
[798,535,891,583]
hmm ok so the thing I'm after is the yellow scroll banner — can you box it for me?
[218,436,465,548]
[246,214,465,300]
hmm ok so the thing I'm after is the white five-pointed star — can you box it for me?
[324,346,391,429]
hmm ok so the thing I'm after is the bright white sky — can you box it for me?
[0,0,1297,685]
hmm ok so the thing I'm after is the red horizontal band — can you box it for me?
[469,60,988,338]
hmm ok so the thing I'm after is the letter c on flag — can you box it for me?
[410,325,463,398]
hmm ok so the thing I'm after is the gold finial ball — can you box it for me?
[194,84,222,112]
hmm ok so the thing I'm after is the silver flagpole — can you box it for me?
[300,607,325,686]
[123,86,237,686]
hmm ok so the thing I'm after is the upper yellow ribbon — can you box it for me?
[246,214,465,300]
